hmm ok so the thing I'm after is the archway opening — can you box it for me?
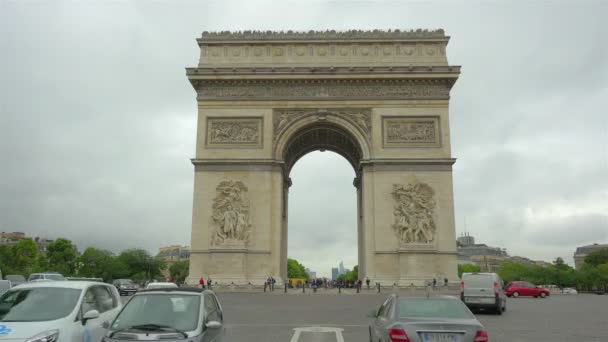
[282,122,364,283]
[287,151,357,281]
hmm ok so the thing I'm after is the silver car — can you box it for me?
[368,295,489,342]
[105,288,225,341]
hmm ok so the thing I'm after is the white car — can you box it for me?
[0,281,122,342]
[145,282,178,290]
[562,287,578,294]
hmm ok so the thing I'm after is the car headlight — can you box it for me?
[25,330,59,342]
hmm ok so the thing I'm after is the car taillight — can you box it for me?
[388,328,410,341]
[474,330,489,342]
[494,281,499,297]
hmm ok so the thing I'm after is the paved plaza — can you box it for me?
[213,290,608,342]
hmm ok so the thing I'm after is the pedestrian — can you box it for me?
[271,277,276,291]
[444,278,448,287]
[199,276,205,289]
[207,277,213,289]
[366,277,370,290]
[432,278,437,289]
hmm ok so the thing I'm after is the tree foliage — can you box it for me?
[169,260,190,284]
[457,264,481,277]
[0,236,169,283]
[46,238,78,275]
[584,248,608,267]
[287,258,309,279]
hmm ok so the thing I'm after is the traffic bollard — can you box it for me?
[284,283,287,293]
[377,282,381,293]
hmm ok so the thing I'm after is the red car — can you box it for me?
[504,281,550,298]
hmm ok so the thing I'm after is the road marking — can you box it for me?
[290,326,345,342]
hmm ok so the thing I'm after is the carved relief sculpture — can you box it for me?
[211,180,252,247]
[383,116,440,147]
[206,118,262,148]
[391,182,437,244]
[273,108,372,141]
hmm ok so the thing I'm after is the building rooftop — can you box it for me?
[575,243,608,255]
[199,29,447,42]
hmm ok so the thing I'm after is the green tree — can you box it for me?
[169,260,190,284]
[584,248,608,267]
[118,249,166,281]
[11,238,39,276]
[457,264,481,278]
[46,238,78,276]
[0,244,17,275]
[338,265,359,283]
[597,263,608,292]
[287,258,309,279]
[77,247,116,281]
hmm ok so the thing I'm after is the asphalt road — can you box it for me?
[214,291,608,342]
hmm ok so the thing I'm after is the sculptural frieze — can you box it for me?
[211,180,252,247]
[383,117,440,147]
[197,80,451,101]
[391,182,437,245]
[206,118,262,147]
[273,108,371,141]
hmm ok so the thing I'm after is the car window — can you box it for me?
[398,298,475,319]
[81,287,100,314]
[204,293,221,322]
[382,300,394,319]
[92,286,114,313]
[111,294,200,332]
[0,287,81,321]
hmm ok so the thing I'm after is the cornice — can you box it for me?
[198,29,448,44]
[186,65,461,77]
[191,78,455,101]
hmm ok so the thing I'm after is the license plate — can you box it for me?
[420,333,462,342]
[465,297,494,304]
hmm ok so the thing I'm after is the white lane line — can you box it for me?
[289,326,345,342]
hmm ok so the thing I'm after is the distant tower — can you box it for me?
[457,232,475,247]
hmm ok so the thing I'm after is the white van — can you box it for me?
[461,272,507,315]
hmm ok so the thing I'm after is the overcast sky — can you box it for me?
[1,0,607,277]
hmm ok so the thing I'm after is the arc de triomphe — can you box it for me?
[186,30,460,286]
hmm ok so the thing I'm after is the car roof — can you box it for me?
[11,281,109,290]
[148,282,176,285]
[138,287,207,294]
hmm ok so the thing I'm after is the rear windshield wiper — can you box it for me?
[111,324,188,338]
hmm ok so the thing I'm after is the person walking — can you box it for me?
[366,277,371,290]
[432,278,437,289]
[207,277,213,290]
[199,276,205,289]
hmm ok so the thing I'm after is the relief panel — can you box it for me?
[206,117,263,148]
[382,116,441,148]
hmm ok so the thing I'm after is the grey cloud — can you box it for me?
[1,1,607,275]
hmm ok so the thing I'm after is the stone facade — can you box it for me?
[186,30,460,286]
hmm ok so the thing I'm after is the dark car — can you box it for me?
[113,278,138,296]
[105,288,225,341]
[504,281,550,298]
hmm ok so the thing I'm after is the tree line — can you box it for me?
[459,249,608,292]
[0,237,169,283]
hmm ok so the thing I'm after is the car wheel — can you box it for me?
[513,291,519,298]
[540,292,546,298]
[496,301,503,315]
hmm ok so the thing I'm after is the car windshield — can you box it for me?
[111,294,200,332]
[117,280,134,285]
[399,298,475,319]
[0,287,81,322]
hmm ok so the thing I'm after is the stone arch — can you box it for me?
[273,111,371,175]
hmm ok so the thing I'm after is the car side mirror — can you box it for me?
[366,309,378,318]
[82,309,100,325]
[205,320,222,329]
